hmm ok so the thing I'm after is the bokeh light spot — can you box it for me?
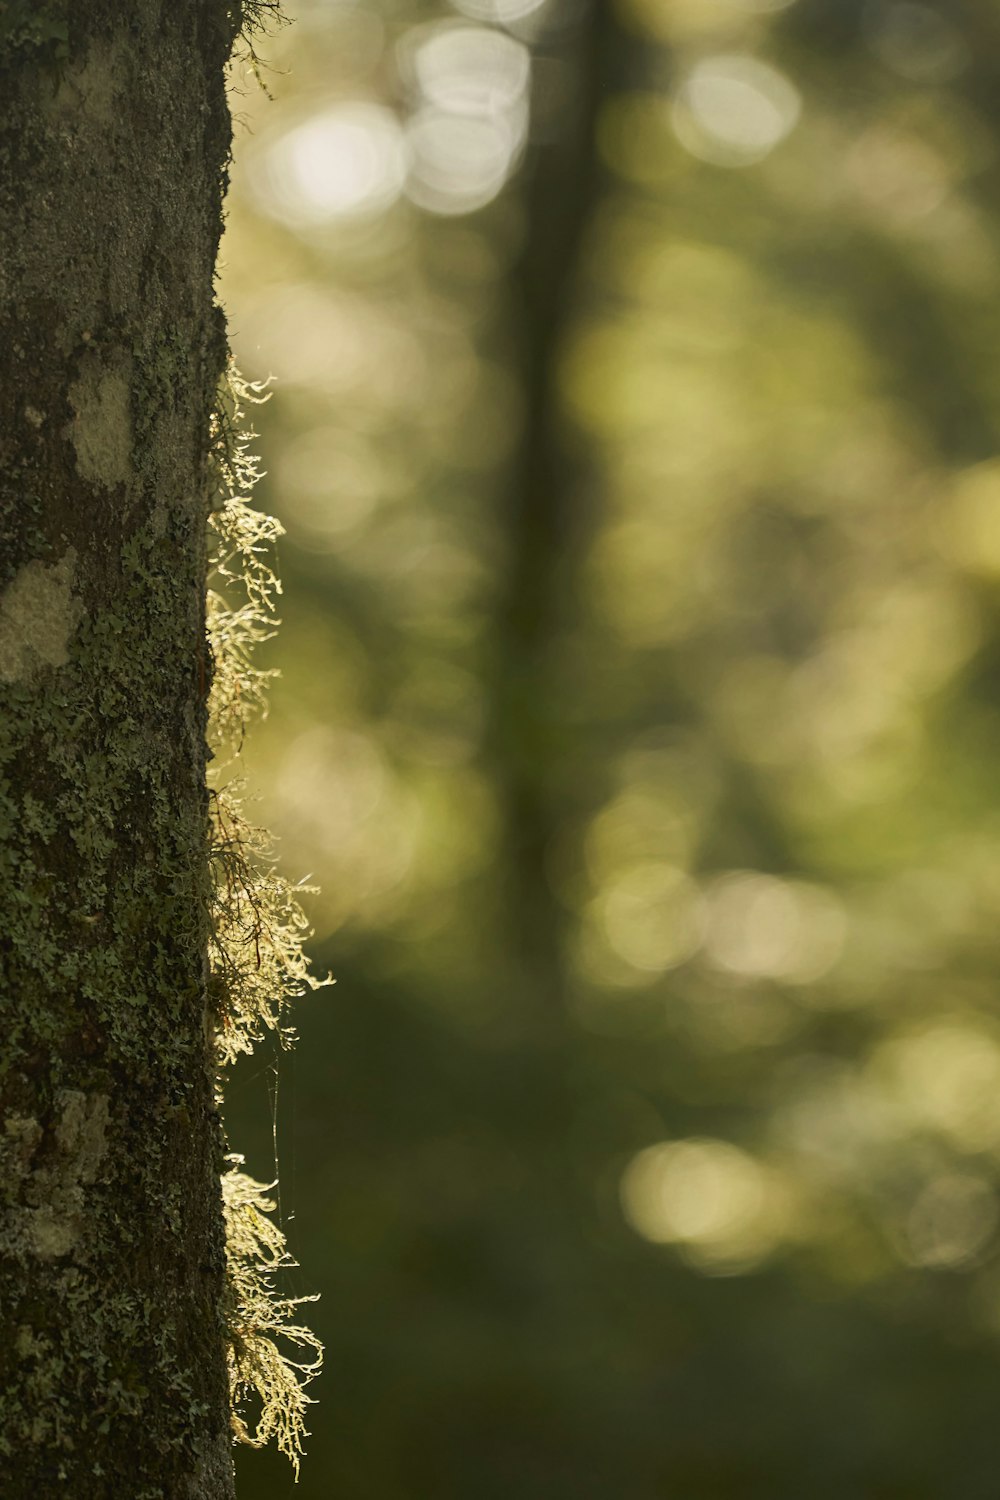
[407,22,530,114]
[255,104,407,226]
[704,872,847,984]
[872,1022,1000,1152]
[621,1138,787,1271]
[672,54,801,168]
[449,0,550,22]
[596,861,705,976]
[405,108,523,215]
[399,23,530,215]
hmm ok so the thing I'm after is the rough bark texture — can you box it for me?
[0,5,238,1495]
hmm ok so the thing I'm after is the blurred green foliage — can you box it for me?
[220,0,1000,1493]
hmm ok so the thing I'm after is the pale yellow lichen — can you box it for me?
[0,548,84,682]
[208,366,327,1474]
[222,1162,322,1479]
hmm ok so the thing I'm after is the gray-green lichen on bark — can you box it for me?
[0,3,243,1494]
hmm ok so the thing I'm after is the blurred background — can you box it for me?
[219,1,1000,1494]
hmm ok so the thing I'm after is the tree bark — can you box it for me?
[0,5,238,1495]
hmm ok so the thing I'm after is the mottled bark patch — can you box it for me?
[68,351,133,487]
[45,35,119,123]
[1,1091,109,1261]
[0,548,83,682]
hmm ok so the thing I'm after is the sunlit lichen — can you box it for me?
[209,787,324,1066]
[207,363,328,1472]
[206,366,281,758]
[221,1160,322,1478]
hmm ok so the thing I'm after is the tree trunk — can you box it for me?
[487,0,611,1030]
[0,5,238,1495]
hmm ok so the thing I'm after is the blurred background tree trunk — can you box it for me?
[0,6,236,1494]
[487,0,609,1029]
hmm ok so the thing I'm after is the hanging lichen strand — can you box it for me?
[206,366,327,1475]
